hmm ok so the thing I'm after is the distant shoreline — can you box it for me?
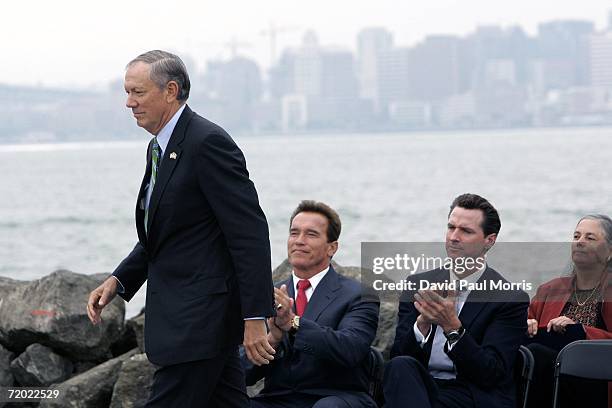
[1,123,612,149]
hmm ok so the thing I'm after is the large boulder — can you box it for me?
[0,343,14,386]
[39,348,139,408]
[125,313,145,354]
[10,343,72,386]
[374,301,398,358]
[0,270,125,361]
[109,353,156,407]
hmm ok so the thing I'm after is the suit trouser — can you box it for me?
[383,356,475,408]
[250,392,377,408]
[146,346,249,408]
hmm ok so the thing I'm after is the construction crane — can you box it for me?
[260,22,300,67]
[224,37,252,59]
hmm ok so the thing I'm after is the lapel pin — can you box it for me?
[170,152,177,160]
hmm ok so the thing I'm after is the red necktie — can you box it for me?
[296,279,311,317]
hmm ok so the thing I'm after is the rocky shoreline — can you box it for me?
[0,263,398,407]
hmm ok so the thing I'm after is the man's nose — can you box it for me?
[126,95,137,108]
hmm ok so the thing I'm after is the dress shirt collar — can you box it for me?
[155,104,186,155]
[292,266,330,296]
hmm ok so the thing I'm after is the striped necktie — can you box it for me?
[144,137,161,235]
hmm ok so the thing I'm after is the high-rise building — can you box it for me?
[589,32,612,89]
[357,28,393,108]
[202,56,262,129]
[377,47,411,114]
[377,35,461,114]
[293,31,323,97]
[484,59,516,86]
[536,20,593,89]
[408,35,461,101]
[273,30,361,129]
[464,25,534,90]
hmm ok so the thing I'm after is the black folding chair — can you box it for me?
[367,346,385,407]
[515,345,535,408]
[552,340,612,408]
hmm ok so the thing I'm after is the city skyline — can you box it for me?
[3,8,612,141]
[2,0,612,88]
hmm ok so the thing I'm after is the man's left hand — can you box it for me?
[243,319,276,366]
[414,290,461,333]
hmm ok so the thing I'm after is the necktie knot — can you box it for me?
[297,279,311,291]
[152,138,161,161]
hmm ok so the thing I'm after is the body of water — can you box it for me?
[1,127,610,317]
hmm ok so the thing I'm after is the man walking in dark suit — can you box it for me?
[86,50,275,407]
[244,200,380,408]
[383,193,529,408]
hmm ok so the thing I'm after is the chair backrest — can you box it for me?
[515,345,535,408]
[555,340,612,380]
[367,346,385,407]
[552,340,612,408]
[519,345,534,382]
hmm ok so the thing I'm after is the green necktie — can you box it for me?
[144,138,161,235]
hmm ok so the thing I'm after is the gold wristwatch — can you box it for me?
[289,315,300,335]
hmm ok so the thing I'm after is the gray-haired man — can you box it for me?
[86,50,275,407]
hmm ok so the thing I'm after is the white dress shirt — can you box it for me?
[291,267,330,302]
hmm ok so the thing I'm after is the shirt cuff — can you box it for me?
[244,317,265,320]
[112,275,125,294]
[413,321,432,347]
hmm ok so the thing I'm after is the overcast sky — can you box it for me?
[3,0,611,88]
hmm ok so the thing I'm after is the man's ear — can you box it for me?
[328,241,339,259]
[166,81,179,102]
[484,233,497,249]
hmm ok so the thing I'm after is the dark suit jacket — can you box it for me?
[113,105,274,366]
[391,267,529,408]
[244,266,380,400]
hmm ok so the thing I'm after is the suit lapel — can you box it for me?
[146,106,194,235]
[287,276,296,313]
[136,139,153,246]
[302,266,341,322]
[457,267,495,330]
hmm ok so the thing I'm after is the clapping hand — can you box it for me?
[414,290,462,333]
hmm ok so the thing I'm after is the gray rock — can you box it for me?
[10,343,72,386]
[110,325,137,358]
[39,348,138,408]
[373,301,398,359]
[0,270,125,361]
[109,353,156,408]
[125,313,145,354]
[0,343,15,386]
[73,361,98,375]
